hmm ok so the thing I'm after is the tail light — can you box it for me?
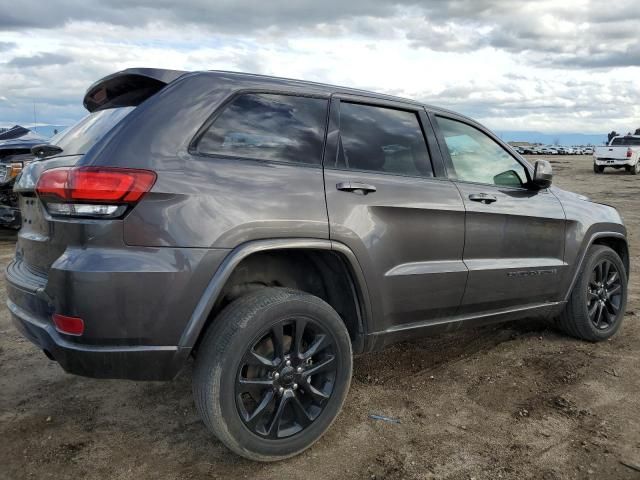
[36,166,156,218]
[627,148,633,158]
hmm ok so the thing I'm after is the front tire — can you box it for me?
[556,245,627,341]
[193,288,352,461]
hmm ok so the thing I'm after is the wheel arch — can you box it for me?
[564,231,629,301]
[179,239,371,354]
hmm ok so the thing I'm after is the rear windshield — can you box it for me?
[611,136,640,146]
[51,107,134,155]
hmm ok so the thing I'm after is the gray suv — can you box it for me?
[6,69,630,461]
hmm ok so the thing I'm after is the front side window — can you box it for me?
[197,93,328,165]
[436,116,528,187]
[334,102,433,177]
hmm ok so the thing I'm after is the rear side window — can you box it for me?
[333,102,433,177]
[197,93,328,165]
[611,137,640,146]
[52,107,134,155]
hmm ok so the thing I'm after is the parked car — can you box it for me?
[593,135,640,174]
[7,68,630,461]
[0,127,50,228]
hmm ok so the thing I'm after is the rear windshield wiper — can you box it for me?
[31,144,64,159]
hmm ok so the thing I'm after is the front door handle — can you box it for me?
[468,193,497,204]
[336,182,377,195]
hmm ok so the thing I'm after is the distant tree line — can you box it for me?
[608,128,640,142]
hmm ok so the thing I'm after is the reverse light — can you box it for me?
[36,167,156,218]
[53,314,84,336]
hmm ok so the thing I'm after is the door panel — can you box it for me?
[432,114,567,314]
[325,170,467,330]
[323,99,468,333]
[456,183,567,313]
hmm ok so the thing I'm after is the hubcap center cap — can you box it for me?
[279,366,296,386]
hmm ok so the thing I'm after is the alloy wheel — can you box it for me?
[587,259,622,330]
[235,317,337,439]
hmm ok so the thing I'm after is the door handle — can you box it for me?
[468,193,497,204]
[336,182,377,195]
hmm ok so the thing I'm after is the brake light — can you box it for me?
[627,148,633,158]
[53,314,84,336]
[36,167,156,218]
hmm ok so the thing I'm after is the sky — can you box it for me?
[0,0,639,134]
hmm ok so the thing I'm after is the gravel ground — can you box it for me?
[0,154,639,480]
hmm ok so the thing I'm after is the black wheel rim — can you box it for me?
[587,259,623,330]
[235,317,337,439]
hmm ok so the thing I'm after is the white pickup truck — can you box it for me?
[593,135,640,174]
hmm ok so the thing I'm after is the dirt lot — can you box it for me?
[1,154,639,480]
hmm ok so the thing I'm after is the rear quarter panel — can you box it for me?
[79,73,330,248]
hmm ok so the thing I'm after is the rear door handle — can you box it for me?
[468,193,497,204]
[336,182,377,195]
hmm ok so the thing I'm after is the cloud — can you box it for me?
[0,41,15,52]
[6,52,72,68]
[0,0,639,133]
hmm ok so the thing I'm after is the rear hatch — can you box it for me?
[13,68,186,275]
[15,108,134,273]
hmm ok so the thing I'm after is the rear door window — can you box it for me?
[197,93,328,165]
[332,102,433,177]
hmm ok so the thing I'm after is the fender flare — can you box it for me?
[178,238,372,350]
[563,231,628,302]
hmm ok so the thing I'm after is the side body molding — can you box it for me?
[178,238,372,351]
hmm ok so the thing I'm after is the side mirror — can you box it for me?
[532,160,552,189]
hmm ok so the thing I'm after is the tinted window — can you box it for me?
[611,136,640,146]
[198,93,328,165]
[437,116,528,187]
[52,107,134,155]
[334,102,433,177]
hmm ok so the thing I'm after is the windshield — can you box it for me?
[51,107,134,155]
[611,136,640,146]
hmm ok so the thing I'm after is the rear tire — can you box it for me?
[593,164,605,173]
[631,162,640,175]
[193,288,352,461]
[556,245,627,341]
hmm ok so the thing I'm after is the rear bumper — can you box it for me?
[4,252,209,381]
[8,298,189,380]
[594,158,635,166]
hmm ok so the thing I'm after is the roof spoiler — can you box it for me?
[83,68,187,112]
